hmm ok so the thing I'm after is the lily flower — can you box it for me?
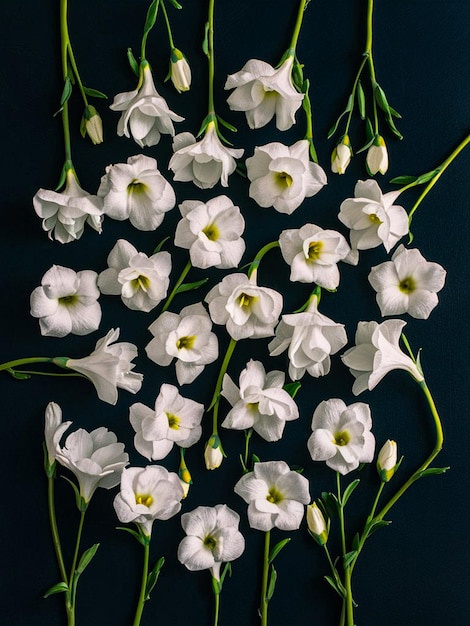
[44,402,72,469]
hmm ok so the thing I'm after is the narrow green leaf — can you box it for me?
[266,565,277,601]
[321,491,340,518]
[153,236,170,253]
[268,538,291,564]
[357,80,366,120]
[417,467,450,478]
[175,278,209,294]
[168,0,182,8]
[283,382,301,398]
[7,369,31,380]
[196,113,212,138]
[202,22,210,58]
[384,112,403,140]
[116,526,148,546]
[365,519,391,538]
[351,533,360,551]
[144,0,160,36]
[356,136,375,154]
[374,84,390,114]
[341,479,360,506]
[218,562,232,591]
[343,550,358,569]
[216,115,237,133]
[236,162,247,178]
[83,86,108,99]
[389,175,417,185]
[43,582,69,598]
[389,106,402,119]
[415,169,440,185]
[127,48,140,77]
[324,575,346,598]
[76,543,100,575]
[327,94,354,139]
[60,76,72,106]
[145,556,165,599]
[61,475,83,511]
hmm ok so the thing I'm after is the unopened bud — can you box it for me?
[366,135,388,175]
[169,48,191,93]
[331,134,352,174]
[80,105,103,145]
[377,439,398,482]
[204,434,223,470]
[306,502,328,546]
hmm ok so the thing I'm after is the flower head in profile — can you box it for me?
[55,426,128,503]
[221,359,299,442]
[98,154,176,231]
[33,169,103,244]
[178,504,245,580]
[341,319,424,395]
[307,399,375,475]
[169,48,191,93]
[174,196,246,269]
[377,439,398,482]
[205,272,283,341]
[44,402,72,469]
[368,244,446,319]
[81,104,103,145]
[366,135,388,176]
[169,122,244,189]
[146,303,219,385]
[234,460,310,531]
[246,140,327,215]
[204,434,224,470]
[130,384,204,460]
[110,60,184,147]
[331,135,352,175]
[113,465,183,537]
[225,57,304,131]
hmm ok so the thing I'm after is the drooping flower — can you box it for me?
[168,122,244,189]
[98,154,176,231]
[44,402,72,468]
[97,239,171,312]
[246,140,327,215]
[331,135,352,175]
[341,319,424,395]
[169,48,191,93]
[81,104,103,145]
[174,196,246,269]
[225,57,304,131]
[307,398,375,475]
[221,359,299,442]
[130,384,204,461]
[278,224,350,288]
[113,465,183,537]
[110,60,184,147]
[368,244,446,319]
[146,303,219,385]
[366,135,388,175]
[234,460,310,531]
[205,271,283,341]
[204,434,224,470]
[55,426,128,503]
[30,265,101,338]
[178,504,245,581]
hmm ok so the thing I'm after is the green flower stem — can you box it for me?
[212,579,221,626]
[260,530,271,626]
[60,0,73,164]
[207,0,216,117]
[160,0,175,49]
[161,260,192,312]
[69,509,87,613]
[133,539,151,626]
[344,53,369,134]
[141,0,160,61]
[302,88,319,163]
[0,357,54,372]
[288,0,310,55]
[209,337,237,435]
[336,473,354,626]
[247,241,280,278]
[7,369,84,378]
[242,428,253,472]
[365,0,379,133]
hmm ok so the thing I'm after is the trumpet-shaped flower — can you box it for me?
[168,123,244,189]
[278,224,350,288]
[246,140,327,215]
[225,57,304,131]
[366,135,388,176]
[338,179,408,254]
[146,303,219,385]
[113,465,183,536]
[44,402,72,468]
[33,169,104,244]
[97,239,171,312]
[205,272,283,341]
[62,328,143,405]
[341,319,424,395]
[368,244,446,319]
[98,154,176,231]
[55,426,128,503]
[110,61,184,147]
[130,384,204,460]
[178,504,245,580]
[30,265,101,338]
[234,460,310,531]
[307,398,375,475]
[174,196,246,269]
[331,135,352,175]
[221,359,299,442]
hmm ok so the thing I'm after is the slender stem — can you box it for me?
[7,369,84,378]
[348,481,385,576]
[141,0,160,61]
[207,0,216,116]
[288,0,310,54]
[365,0,379,133]
[66,43,89,106]
[260,530,271,626]
[47,476,68,584]
[344,54,368,133]
[302,89,318,163]
[242,428,253,472]
[161,260,192,312]
[337,473,354,626]
[0,357,53,372]
[212,582,221,626]
[60,0,73,165]
[210,338,237,434]
[160,0,175,49]
[133,539,150,626]
[247,241,280,278]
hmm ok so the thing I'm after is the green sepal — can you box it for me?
[202,21,210,58]
[216,114,237,133]
[341,478,360,506]
[266,565,277,602]
[251,453,261,465]
[290,465,304,474]
[365,519,391,538]
[374,85,403,139]
[127,48,140,77]
[175,278,209,294]
[83,86,107,99]
[343,549,358,569]
[43,581,69,598]
[283,382,301,399]
[324,575,346,598]
[167,0,182,8]
[80,114,87,138]
[211,575,220,595]
[416,466,450,479]
[43,442,56,478]
[217,562,232,593]
[143,0,160,37]
[327,94,354,139]
[60,76,73,107]
[76,543,100,575]
[321,491,340,518]
[7,368,31,380]
[116,526,149,546]
[196,113,214,138]
[62,475,88,512]
[145,556,165,600]
[268,538,291,564]
[153,236,170,253]
[351,533,360,551]
[357,80,366,120]
[291,59,305,93]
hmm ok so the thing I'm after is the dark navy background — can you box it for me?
[1,1,468,625]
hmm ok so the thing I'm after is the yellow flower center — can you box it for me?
[166,412,180,430]
[59,295,78,306]
[246,402,259,412]
[276,171,293,189]
[202,222,220,241]
[204,535,217,549]
[333,431,350,446]
[132,275,151,291]
[127,179,147,194]
[135,494,153,507]
[176,335,196,350]
[398,276,416,294]
[266,487,283,504]
[307,241,323,261]
[237,293,257,308]
[368,213,382,225]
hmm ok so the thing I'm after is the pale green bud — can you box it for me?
[366,135,388,175]
[170,48,191,93]
[80,105,103,145]
[331,134,352,174]
[377,439,398,482]
[306,502,328,546]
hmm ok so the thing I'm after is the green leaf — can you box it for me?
[357,80,366,120]
[343,550,358,569]
[116,526,148,546]
[324,575,346,598]
[351,533,360,551]
[144,0,160,36]
[196,113,213,138]
[384,113,403,140]
[127,48,140,77]
[327,94,354,139]
[341,479,360,506]
[251,454,261,465]
[216,115,237,133]
[60,76,72,106]
[7,369,31,380]
[211,576,220,595]
[269,538,291,564]
[365,519,391,538]
[167,0,182,8]
[266,565,277,601]
[153,236,170,253]
[76,543,100,575]
[145,556,165,600]
[415,169,440,185]
[389,175,417,185]
[83,86,107,99]
[43,582,69,598]
[175,278,209,294]
[218,562,232,591]
[374,84,390,114]
[364,117,374,142]
[202,21,210,57]
[417,467,450,478]
[283,382,301,398]
[61,475,83,511]
[356,135,375,154]
[321,491,340,518]
[389,106,402,119]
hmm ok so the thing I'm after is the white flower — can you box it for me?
[341,319,424,395]
[81,104,103,145]
[146,303,219,385]
[205,272,283,341]
[55,426,128,503]
[30,265,101,338]
[225,57,304,131]
[169,48,191,93]
[97,239,171,312]
[234,460,310,531]
[98,154,176,231]
[268,295,347,380]
[44,402,72,468]
[174,196,245,269]
[33,169,103,244]
[338,179,408,254]
[368,244,446,319]
[307,398,375,475]
[306,502,328,545]
[130,384,204,460]
[221,359,299,442]
[246,140,327,215]
[204,435,224,470]
[168,122,244,189]
[278,224,350,288]
[377,439,398,482]
[331,135,352,175]
[62,328,143,405]
[113,465,183,536]
[366,135,388,175]
[178,504,245,580]
[110,61,184,147]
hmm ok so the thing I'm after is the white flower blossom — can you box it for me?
[366,135,388,176]
[204,435,224,470]
[221,359,299,442]
[146,303,219,385]
[30,265,101,338]
[98,154,176,231]
[368,244,446,319]
[307,398,375,475]
[169,48,191,93]
[377,439,398,482]
[225,57,304,131]
[130,384,204,460]
[234,460,310,531]
[174,196,245,269]
[306,502,328,545]
[341,319,424,395]
[246,140,327,215]
[331,135,352,175]
[44,402,72,468]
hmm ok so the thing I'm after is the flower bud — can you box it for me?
[204,434,223,470]
[306,502,328,546]
[331,135,352,175]
[169,48,191,93]
[377,439,398,482]
[80,105,103,145]
[366,135,388,175]
[178,453,192,499]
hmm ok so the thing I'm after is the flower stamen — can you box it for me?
[127,179,147,195]
[307,241,323,261]
[266,487,283,504]
[333,430,350,446]
[202,223,220,241]
[166,412,180,430]
[398,276,416,294]
[276,171,293,189]
[176,335,196,350]
[135,494,154,507]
